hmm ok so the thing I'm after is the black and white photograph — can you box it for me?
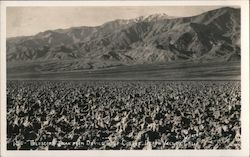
[0,1,249,157]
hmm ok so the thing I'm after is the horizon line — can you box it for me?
[6,6,238,39]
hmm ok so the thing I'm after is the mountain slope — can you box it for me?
[7,7,240,73]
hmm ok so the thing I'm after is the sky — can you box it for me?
[7,6,227,38]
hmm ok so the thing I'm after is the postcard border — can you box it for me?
[1,1,249,157]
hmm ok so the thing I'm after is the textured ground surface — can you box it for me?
[7,80,241,150]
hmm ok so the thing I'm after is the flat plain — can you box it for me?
[7,61,240,80]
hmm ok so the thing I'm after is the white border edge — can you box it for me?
[0,1,249,157]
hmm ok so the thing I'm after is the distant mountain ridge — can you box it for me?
[7,7,240,72]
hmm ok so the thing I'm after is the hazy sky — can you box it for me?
[7,6,226,38]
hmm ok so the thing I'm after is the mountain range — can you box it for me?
[7,7,241,79]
